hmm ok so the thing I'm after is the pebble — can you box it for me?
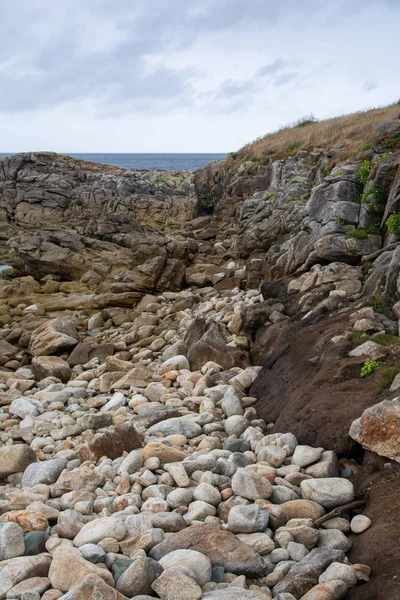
[350,514,372,534]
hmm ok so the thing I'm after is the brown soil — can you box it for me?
[347,467,400,600]
[251,312,388,456]
[250,311,400,598]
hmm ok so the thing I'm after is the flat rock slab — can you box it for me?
[149,524,265,577]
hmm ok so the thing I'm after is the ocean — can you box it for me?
[0,152,226,172]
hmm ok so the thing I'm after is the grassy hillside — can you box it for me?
[235,102,399,163]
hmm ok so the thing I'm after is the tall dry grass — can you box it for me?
[237,103,400,162]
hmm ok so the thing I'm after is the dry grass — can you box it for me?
[237,102,400,162]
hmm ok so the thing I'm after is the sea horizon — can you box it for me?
[0,152,227,172]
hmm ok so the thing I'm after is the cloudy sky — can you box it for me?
[0,0,399,152]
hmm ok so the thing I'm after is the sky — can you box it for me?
[0,0,399,153]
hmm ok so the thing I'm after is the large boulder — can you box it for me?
[29,317,79,356]
[31,356,71,382]
[149,524,265,577]
[79,422,143,462]
[0,445,37,479]
[48,549,114,592]
[349,398,400,462]
[184,318,249,370]
[0,554,51,599]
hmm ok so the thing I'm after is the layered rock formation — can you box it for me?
[0,119,400,599]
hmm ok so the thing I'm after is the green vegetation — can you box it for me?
[346,229,369,240]
[321,164,332,177]
[265,192,277,201]
[357,160,372,185]
[227,152,237,159]
[377,365,400,390]
[386,213,400,236]
[359,142,372,151]
[154,174,170,188]
[348,332,398,347]
[369,185,387,204]
[293,114,319,127]
[346,226,380,239]
[378,151,393,162]
[360,360,385,378]
[287,197,307,205]
[372,295,384,313]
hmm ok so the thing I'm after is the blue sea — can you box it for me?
[0,152,226,172]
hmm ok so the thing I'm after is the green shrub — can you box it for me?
[294,114,319,127]
[360,360,385,378]
[386,213,400,236]
[227,152,237,159]
[346,229,369,240]
[361,185,387,206]
[359,142,372,151]
[357,160,372,185]
[378,151,393,162]
[372,295,384,313]
[265,192,277,201]
[348,332,399,347]
[377,365,400,390]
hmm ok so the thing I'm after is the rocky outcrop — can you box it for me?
[0,152,196,231]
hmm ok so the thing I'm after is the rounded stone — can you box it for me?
[231,468,272,501]
[292,445,323,468]
[0,522,25,560]
[73,517,126,547]
[193,483,222,507]
[159,549,212,586]
[350,514,371,534]
[300,478,354,509]
[319,562,357,587]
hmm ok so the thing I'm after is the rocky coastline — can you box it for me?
[0,118,399,599]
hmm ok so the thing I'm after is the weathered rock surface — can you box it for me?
[349,398,400,462]
[0,445,37,479]
[149,524,266,576]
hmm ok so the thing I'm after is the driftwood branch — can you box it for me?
[313,499,368,528]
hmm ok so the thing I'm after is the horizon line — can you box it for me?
[0,151,227,155]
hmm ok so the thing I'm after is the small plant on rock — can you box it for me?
[346,229,369,240]
[372,295,384,314]
[360,360,385,378]
[386,213,400,236]
[265,192,277,201]
[357,160,372,185]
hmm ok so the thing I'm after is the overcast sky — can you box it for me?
[1,0,399,153]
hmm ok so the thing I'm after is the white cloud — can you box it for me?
[0,0,399,152]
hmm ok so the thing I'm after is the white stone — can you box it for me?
[292,445,323,468]
[159,549,212,587]
[300,478,354,509]
[350,514,371,534]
